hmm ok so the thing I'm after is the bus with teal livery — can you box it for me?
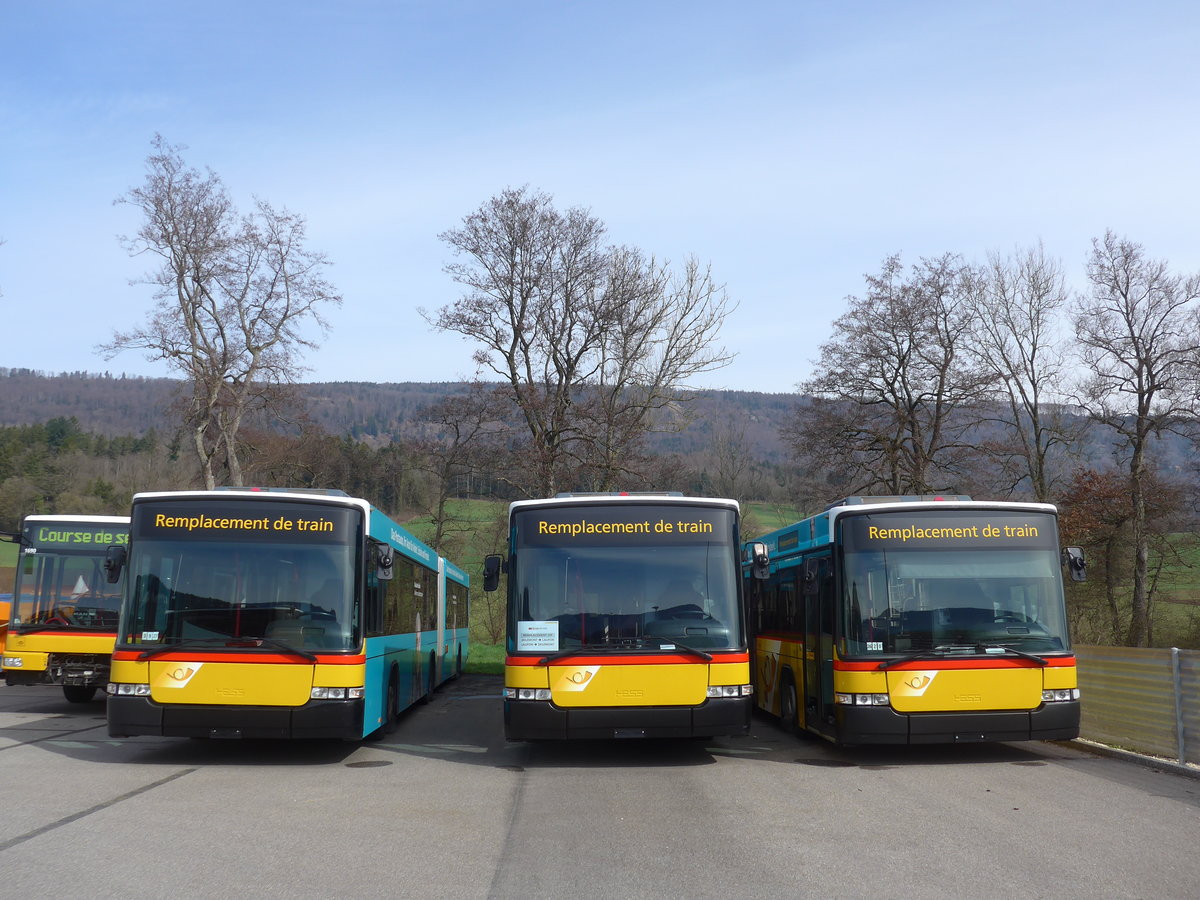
[104,488,468,740]
[2,515,129,703]
[486,492,752,741]
[743,496,1084,745]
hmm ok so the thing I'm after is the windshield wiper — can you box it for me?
[642,638,713,661]
[879,643,1049,669]
[12,623,73,634]
[975,644,1048,666]
[255,638,318,662]
[877,644,984,669]
[137,638,231,660]
[538,638,713,665]
[136,637,318,662]
[878,648,948,669]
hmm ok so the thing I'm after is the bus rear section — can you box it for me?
[745,497,1083,745]
[490,494,753,740]
[2,515,128,703]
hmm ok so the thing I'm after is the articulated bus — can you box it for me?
[743,496,1085,745]
[105,488,469,740]
[486,493,753,740]
[3,515,129,703]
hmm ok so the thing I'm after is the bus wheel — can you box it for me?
[63,685,97,704]
[418,652,435,704]
[367,675,398,741]
[779,674,798,734]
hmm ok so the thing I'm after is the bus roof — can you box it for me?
[508,494,740,514]
[131,489,370,512]
[750,497,1060,557]
[22,514,130,524]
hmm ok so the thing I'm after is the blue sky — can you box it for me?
[3,1,1198,392]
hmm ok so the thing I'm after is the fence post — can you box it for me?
[1172,647,1185,764]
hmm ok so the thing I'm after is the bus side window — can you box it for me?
[365,568,385,636]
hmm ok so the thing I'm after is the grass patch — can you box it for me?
[466,642,504,676]
[743,501,802,538]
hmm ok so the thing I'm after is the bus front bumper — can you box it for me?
[834,700,1081,745]
[107,695,365,740]
[504,695,752,741]
[4,653,110,687]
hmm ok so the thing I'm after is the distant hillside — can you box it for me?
[0,369,795,463]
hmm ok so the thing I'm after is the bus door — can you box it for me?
[802,554,835,736]
[436,558,447,683]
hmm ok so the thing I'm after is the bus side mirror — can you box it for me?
[1062,547,1086,582]
[103,545,126,584]
[375,544,394,581]
[802,557,820,596]
[744,542,769,580]
[483,554,504,592]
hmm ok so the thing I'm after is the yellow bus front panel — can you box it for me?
[3,632,116,684]
[832,659,1080,743]
[107,655,368,739]
[504,657,753,739]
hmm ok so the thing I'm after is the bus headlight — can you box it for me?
[707,685,753,698]
[1042,688,1080,702]
[835,693,890,706]
[311,686,364,700]
[503,688,551,700]
[107,682,151,696]
[2,657,23,668]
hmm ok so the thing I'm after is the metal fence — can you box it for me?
[1076,645,1200,765]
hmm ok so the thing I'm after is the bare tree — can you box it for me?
[101,135,341,489]
[963,242,1080,500]
[426,186,733,496]
[790,253,988,495]
[411,383,511,552]
[573,251,734,490]
[1072,230,1200,646]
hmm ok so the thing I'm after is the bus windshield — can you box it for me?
[509,503,741,652]
[121,500,362,652]
[838,509,1070,656]
[11,520,127,631]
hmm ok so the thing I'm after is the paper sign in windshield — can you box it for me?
[517,620,559,652]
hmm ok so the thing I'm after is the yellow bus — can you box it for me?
[105,488,469,740]
[486,493,752,740]
[743,496,1084,744]
[2,515,129,703]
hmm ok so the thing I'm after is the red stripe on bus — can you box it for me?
[112,650,366,665]
[506,651,750,666]
[834,656,1076,671]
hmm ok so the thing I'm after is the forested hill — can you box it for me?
[0,369,796,463]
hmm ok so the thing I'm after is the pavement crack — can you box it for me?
[0,768,197,853]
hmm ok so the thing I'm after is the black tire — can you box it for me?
[778,674,798,734]
[63,685,98,704]
[418,652,435,704]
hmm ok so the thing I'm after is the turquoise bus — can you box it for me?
[743,496,1083,745]
[104,488,468,740]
